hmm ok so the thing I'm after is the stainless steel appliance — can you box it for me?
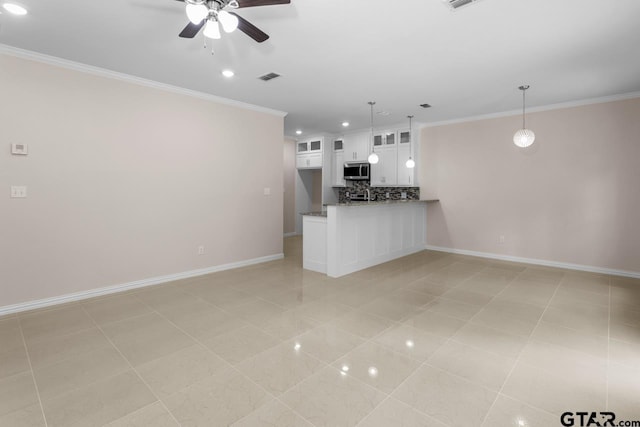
[343,162,370,180]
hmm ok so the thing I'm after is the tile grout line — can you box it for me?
[16,318,50,427]
[349,268,501,427]
[137,295,327,427]
[79,306,184,427]
[477,268,564,426]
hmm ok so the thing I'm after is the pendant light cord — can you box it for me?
[519,85,529,129]
[369,101,376,153]
[522,88,526,129]
[408,115,413,159]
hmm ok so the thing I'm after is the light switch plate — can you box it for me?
[11,186,27,198]
[11,143,28,155]
[263,187,271,196]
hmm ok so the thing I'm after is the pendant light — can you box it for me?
[513,85,535,148]
[405,115,415,169]
[367,101,379,164]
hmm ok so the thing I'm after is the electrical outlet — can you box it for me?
[263,187,271,196]
[499,235,506,244]
[10,186,27,198]
[197,245,205,255]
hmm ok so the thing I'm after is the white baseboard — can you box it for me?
[283,232,298,238]
[424,245,640,279]
[0,253,284,316]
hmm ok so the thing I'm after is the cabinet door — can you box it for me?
[307,153,323,168]
[370,146,397,186]
[309,139,322,152]
[296,154,308,169]
[399,129,411,144]
[373,133,384,147]
[297,141,309,153]
[343,132,370,161]
[332,151,345,186]
[397,145,414,186]
[353,132,371,161]
[384,131,396,145]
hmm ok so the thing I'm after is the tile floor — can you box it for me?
[1,236,639,426]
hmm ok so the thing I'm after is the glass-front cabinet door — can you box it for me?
[297,141,309,153]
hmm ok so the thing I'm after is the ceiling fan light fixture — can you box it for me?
[185,3,208,24]
[218,10,239,33]
[203,19,221,39]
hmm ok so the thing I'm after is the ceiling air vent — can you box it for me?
[258,72,281,82]
[442,0,481,10]
[420,103,432,109]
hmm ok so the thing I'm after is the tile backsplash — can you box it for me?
[337,182,420,203]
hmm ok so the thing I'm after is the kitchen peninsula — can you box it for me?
[302,199,438,277]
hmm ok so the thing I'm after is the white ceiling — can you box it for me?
[1,0,639,137]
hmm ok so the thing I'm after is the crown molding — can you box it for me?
[421,91,640,128]
[0,44,288,118]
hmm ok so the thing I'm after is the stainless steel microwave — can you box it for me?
[344,162,370,180]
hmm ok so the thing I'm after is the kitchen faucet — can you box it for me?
[365,189,371,202]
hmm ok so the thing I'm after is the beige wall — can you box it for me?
[0,54,284,308]
[420,97,640,274]
[283,138,296,234]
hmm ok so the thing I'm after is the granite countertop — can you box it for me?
[301,211,328,217]
[327,199,439,207]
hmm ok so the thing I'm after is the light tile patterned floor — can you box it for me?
[1,236,639,426]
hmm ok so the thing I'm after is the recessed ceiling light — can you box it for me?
[295,130,302,135]
[342,122,350,127]
[2,3,27,15]
[221,69,234,78]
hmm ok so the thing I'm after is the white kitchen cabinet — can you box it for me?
[297,141,309,154]
[397,128,415,186]
[343,132,370,161]
[296,137,324,170]
[370,145,397,186]
[297,153,322,169]
[309,139,323,153]
[331,139,346,186]
[373,131,396,147]
[397,145,415,186]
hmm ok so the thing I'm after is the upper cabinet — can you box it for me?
[370,145,397,186]
[296,137,324,169]
[342,132,370,162]
[370,128,417,187]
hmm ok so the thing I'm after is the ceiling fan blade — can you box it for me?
[236,0,290,8]
[230,12,269,43]
[179,20,205,38]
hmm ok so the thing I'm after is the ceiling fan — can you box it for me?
[178,0,290,43]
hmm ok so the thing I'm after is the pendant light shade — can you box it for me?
[203,19,221,39]
[405,115,415,169]
[367,101,379,164]
[513,128,535,148]
[218,10,239,33]
[513,85,535,148]
[186,3,208,24]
